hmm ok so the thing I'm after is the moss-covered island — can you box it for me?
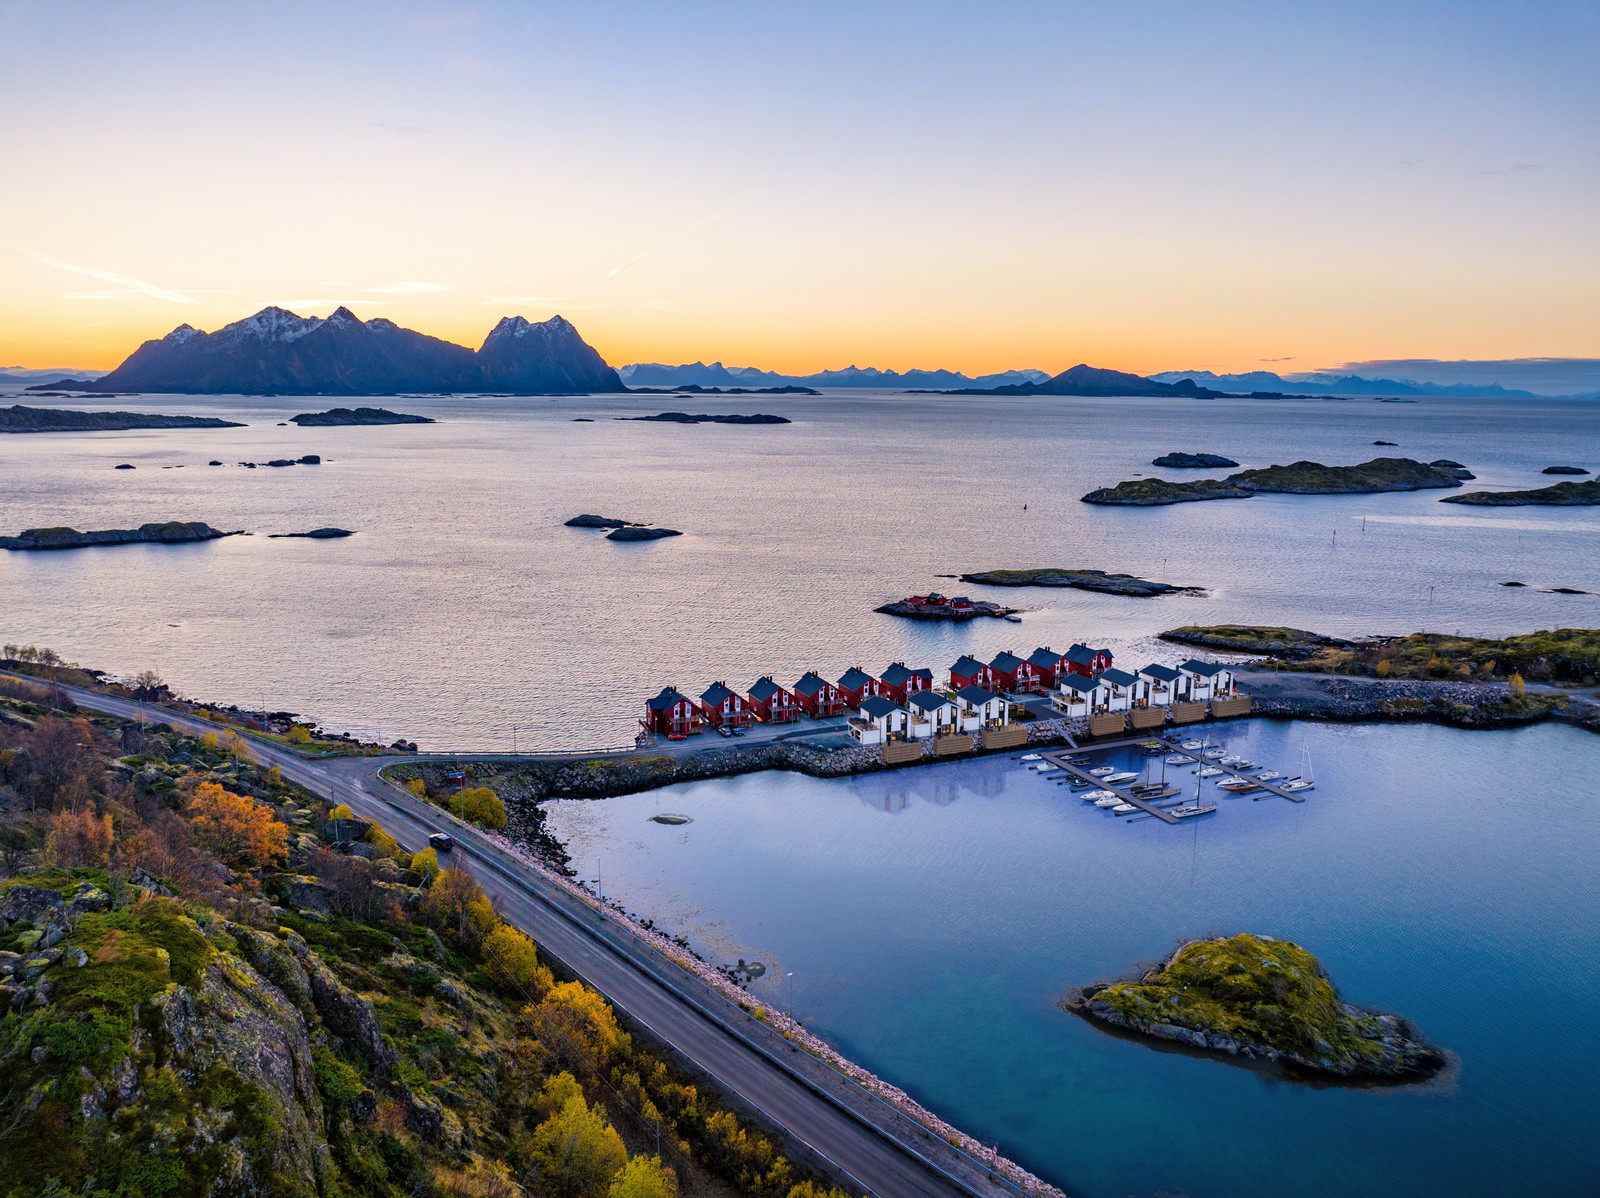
[1065,934,1445,1080]
[956,568,1203,597]
[1080,478,1253,505]
[1083,457,1463,505]
[1441,479,1600,506]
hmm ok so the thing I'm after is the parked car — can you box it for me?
[716,725,732,737]
[428,832,454,851]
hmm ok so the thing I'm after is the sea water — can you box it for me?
[2,388,1597,747]
[541,718,1600,1198]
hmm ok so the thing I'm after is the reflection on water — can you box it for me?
[541,720,1600,1198]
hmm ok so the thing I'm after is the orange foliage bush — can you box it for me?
[45,808,113,866]
[187,781,289,868]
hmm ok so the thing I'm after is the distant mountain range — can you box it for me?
[1146,368,1544,399]
[0,366,105,384]
[961,364,1227,398]
[29,308,623,395]
[619,361,1050,389]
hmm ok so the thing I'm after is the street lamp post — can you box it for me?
[786,971,794,1024]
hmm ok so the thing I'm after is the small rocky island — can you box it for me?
[268,528,354,539]
[1082,478,1253,505]
[289,407,433,425]
[1,521,242,551]
[606,526,681,541]
[621,412,791,424]
[564,514,637,528]
[956,568,1202,597]
[876,595,1018,620]
[1084,458,1462,505]
[1152,452,1239,468]
[0,404,244,433]
[1542,466,1590,475]
[1441,480,1600,506]
[1064,934,1445,1080]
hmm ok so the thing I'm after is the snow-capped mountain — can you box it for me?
[74,308,622,395]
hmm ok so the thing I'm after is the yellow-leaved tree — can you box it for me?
[531,1086,626,1198]
[522,981,627,1077]
[410,846,440,878]
[483,923,554,998]
[607,1156,677,1198]
[457,785,507,830]
[188,781,289,868]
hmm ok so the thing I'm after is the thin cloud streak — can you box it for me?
[41,258,198,304]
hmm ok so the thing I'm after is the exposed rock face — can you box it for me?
[0,404,244,432]
[1442,480,1600,506]
[1082,478,1254,505]
[958,568,1202,597]
[68,306,622,395]
[290,407,434,425]
[0,521,240,551]
[1152,452,1239,468]
[605,525,682,541]
[1065,933,1445,1080]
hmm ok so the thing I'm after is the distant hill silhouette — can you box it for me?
[618,361,1050,389]
[36,307,624,395]
[964,364,1226,398]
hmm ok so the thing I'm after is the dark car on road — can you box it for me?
[428,832,455,851]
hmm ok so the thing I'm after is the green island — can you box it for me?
[956,568,1203,597]
[0,674,850,1198]
[1161,624,1600,683]
[1064,934,1445,1080]
[1082,457,1462,505]
[1441,479,1600,506]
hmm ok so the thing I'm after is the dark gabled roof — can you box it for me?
[647,686,692,710]
[1063,645,1098,664]
[951,655,986,676]
[794,671,830,696]
[908,690,953,712]
[1100,668,1137,687]
[1138,663,1180,682]
[1058,674,1099,694]
[700,682,736,706]
[1181,659,1227,677]
[955,684,999,706]
[858,695,902,719]
[880,662,912,686]
[1027,648,1063,669]
[748,677,783,702]
[989,651,1025,673]
[838,667,876,691]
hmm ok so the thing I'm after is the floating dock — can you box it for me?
[1159,744,1306,803]
[1037,749,1183,824]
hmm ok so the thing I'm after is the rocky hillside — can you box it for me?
[0,667,848,1198]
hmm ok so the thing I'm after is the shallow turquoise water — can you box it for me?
[542,719,1600,1198]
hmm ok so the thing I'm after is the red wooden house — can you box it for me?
[950,655,993,691]
[836,666,882,709]
[643,687,703,737]
[879,662,934,703]
[1062,643,1113,679]
[988,650,1040,694]
[794,671,846,718]
[698,681,754,729]
[1027,647,1067,689]
[747,676,799,723]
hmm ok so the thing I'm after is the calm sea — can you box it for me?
[542,719,1600,1198]
[2,388,1597,747]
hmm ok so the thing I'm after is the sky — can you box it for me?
[1,0,1597,376]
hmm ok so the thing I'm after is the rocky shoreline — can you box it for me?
[875,598,1018,620]
[0,521,243,551]
[0,404,244,432]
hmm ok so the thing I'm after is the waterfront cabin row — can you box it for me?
[1051,659,1236,717]
[643,661,939,737]
[849,684,1011,745]
[951,643,1113,695]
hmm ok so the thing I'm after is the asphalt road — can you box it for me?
[29,678,998,1198]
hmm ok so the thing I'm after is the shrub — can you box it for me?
[45,808,113,867]
[188,781,289,868]
[1375,660,1390,678]
[410,847,440,878]
[456,786,507,830]
[531,1091,626,1198]
[608,1156,677,1198]
[483,923,554,999]
[1509,673,1525,697]
[286,725,312,744]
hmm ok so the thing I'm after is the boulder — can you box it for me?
[0,885,67,926]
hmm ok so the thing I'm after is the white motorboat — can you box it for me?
[1103,771,1140,784]
[1111,803,1138,814]
[1088,766,1116,777]
[1164,755,1190,765]
[1280,779,1315,792]
[1220,754,1242,766]
[1020,753,1041,761]
[1180,740,1204,750]
[1253,770,1280,781]
[1033,763,1054,771]
[1203,747,1225,759]
[1094,796,1123,808]
[1196,767,1224,777]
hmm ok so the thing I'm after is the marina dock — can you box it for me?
[1037,749,1183,823]
[1159,744,1306,803]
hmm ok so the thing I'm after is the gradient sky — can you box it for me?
[2,0,1597,374]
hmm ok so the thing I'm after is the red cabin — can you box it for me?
[1026,647,1067,689]
[747,676,799,724]
[643,687,703,737]
[949,655,993,691]
[879,662,933,703]
[988,650,1040,694]
[836,666,882,709]
[794,671,846,718]
[698,681,753,729]
[1062,643,1113,679]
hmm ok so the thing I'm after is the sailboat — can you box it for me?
[1279,745,1316,791]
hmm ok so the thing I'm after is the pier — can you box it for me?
[1159,743,1306,803]
[1036,749,1183,823]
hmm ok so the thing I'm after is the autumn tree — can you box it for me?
[19,716,97,812]
[421,868,496,944]
[457,786,508,830]
[410,847,440,878]
[483,923,554,998]
[531,1087,626,1198]
[188,781,289,868]
[607,1157,677,1198]
[522,981,627,1077]
[45,808,113,866]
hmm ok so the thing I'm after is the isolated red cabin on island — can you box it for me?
[793,671,846,718]
[698,681,753,729]
[747,676,799,724]
[879,662,934,704]
[949,655,994,692]
[836,667,882,709]
[643,687,703,737]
